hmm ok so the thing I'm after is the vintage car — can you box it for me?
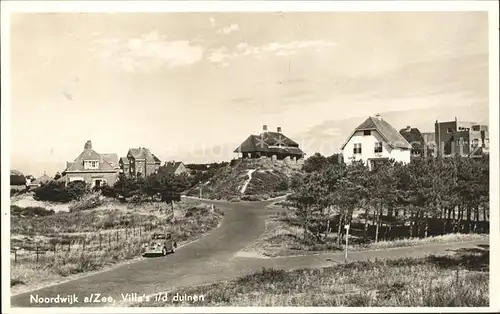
[143,233,177,256]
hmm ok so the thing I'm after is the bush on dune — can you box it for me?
[69,192,104,212]
[33,181,89,203]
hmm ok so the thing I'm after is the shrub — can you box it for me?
[100,185,116,198]
[277,180,289,191]
[67,181,89,200]
[33,181,73,203]
[10,174,26,186]
[68,192,104,212]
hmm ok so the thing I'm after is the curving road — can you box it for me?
[10,198,489,308]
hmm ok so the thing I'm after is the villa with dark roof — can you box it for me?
[234,125,305,161]
[341,114,411,169]
[62,140,120,187]
[119,147,161,177]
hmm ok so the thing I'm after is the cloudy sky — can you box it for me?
[10,12,489,176]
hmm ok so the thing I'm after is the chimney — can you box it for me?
[262,125,268,132]
[277,126,282,133]
[84,140,92,150]
[375,113,381,120]
[406,125,411,131]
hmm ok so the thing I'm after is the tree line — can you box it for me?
[33,171,193,205]
[288,153,489,244]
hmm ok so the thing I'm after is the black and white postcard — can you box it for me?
[1,1,499,313]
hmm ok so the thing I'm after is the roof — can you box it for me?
[341,116,412,150]
[65,147,117,173]
[152,154,161,164]
[233,132,304,156]
[127,147,156,163]
[119,157,130,165]
[10,169,24,176]
[55,175,66,183]
[160,161,185,175]
[32,174,52,184]
[399,127,424,145]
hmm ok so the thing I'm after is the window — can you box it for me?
[84,160,99,170]
[374,142,382,153]
[363,130,371,136]
[447,127,454,133]
[472,139,479,147]
[353,143,362,154]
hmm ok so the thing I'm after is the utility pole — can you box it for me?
[199,181,202,199]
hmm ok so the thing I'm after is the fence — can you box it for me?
[10,222,169,264]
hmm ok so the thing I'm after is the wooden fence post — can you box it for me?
[36,246,39,263]
[83,236,86,252]
[99,233,102,250]
[14,249,17,263]
[116,230,119,242]
[108,233,111,247]
[53,243,57,261]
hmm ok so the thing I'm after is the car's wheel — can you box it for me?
[162,247,167,256]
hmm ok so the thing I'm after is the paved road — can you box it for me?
[10,198,489,308]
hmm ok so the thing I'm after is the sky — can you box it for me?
[10,12,489,177]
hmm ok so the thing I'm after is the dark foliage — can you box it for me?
[10,174,26,186]
[288,155,489,243]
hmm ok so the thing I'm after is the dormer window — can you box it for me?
[84,160,99,170]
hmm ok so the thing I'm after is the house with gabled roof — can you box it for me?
[234,125,305,161]
[119,147,161,177]
[28,173,53,189]
[159,160,189,176]
[62,140,120,187]
[341,114,411,169]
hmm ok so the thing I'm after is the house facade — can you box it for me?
[62,140,120,187]
[435,118,489,157]
[119,147,161,177]
[234,125,305,161]
[341,115,411,169]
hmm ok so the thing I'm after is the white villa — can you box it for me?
[341,114,412,169]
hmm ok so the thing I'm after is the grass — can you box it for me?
[134,246,489,307]
[10,197,207,235]
[241,213,489,257]
[10,199,224,294]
